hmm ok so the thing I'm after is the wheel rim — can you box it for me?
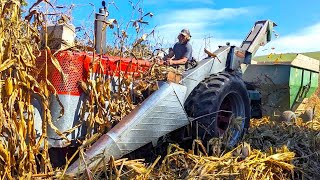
[217,91,246,146]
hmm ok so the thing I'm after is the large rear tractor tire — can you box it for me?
[184,72,251,147]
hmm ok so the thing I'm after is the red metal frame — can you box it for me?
[36,51,151,95]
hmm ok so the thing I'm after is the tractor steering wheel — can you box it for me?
[152,48,168,58]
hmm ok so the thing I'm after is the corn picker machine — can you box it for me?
[32,8,284,174]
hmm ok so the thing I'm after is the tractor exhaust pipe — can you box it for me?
[94,8,108,54]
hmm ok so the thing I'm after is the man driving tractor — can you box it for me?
[164,29,193,71]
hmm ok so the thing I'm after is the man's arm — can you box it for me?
[168,43,192,65]
[168,57,188,65]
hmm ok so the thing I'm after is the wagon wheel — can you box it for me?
[303,107,314,121]
[280,111,297,122]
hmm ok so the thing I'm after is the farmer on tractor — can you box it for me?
[164,29,193,71]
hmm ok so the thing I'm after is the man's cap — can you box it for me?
[180,29,191,39]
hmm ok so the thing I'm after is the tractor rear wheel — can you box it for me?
[184,72,251,147]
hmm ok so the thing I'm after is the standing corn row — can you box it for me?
[0,0,56,178]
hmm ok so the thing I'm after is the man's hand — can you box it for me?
[158,59,171,65]
[158,60,165,65]
[164,58,173,65]
[159,58,181,66]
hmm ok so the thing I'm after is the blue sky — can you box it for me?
[30,0,320,58]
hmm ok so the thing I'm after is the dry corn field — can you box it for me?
[0,0,320,179]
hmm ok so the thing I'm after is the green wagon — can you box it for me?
[243,54,319,119]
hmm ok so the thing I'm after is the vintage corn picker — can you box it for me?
[32,6,316,174]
